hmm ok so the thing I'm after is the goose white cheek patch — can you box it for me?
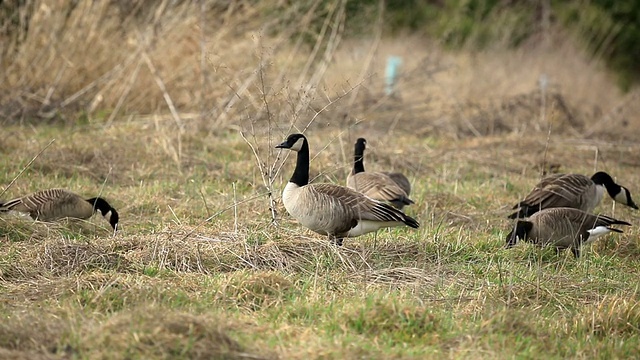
[614,189,628,204]
[290,138,305,152]
[104,210,112,221]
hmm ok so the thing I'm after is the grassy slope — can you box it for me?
[1,122,640,359]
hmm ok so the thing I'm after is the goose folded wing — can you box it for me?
[519,175,592,209]
[310,183,407,223]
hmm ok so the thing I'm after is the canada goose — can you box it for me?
[346,138,414,209]
[0,188,119,230]
[275,134,419,245]
[506,207,631,258]
[509,172,638,219]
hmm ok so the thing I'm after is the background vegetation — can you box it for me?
[1,0,639,359]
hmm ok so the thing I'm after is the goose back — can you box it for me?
[0,189,94,221]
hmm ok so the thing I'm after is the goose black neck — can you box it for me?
[353,144,365,174]
[290,140,310,186]
[86,197,112,215]
[591,172,620,196]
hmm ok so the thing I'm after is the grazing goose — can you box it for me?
[346,138,414,209]
[275,134,419,245]
[0,188,119,230]
[509,172,638,219]
[506,207,631,258]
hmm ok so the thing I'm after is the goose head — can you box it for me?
[591,171,638,209]
[505,220,533,248]
[86,197,120,230]
[276,133,307,152]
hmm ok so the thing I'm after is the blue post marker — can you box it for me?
[385,56,403,96]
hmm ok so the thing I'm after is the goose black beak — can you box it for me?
[630,201,639,210]
[275,141,289,149]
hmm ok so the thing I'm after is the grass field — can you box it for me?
[2,2,640,359]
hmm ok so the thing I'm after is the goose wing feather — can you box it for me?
[562,208,632,228]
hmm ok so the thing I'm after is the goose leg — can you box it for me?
[328,234,344,246]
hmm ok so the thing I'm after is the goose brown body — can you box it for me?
[0,188,119,230]
[346,138,414,209]
[506,207,631,257]
[509,172,638,219]
[276,134,419,245]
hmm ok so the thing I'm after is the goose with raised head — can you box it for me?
[506,207,631,258]
[275,134,419,245]
[0,188,119,230]
[509,171,638,219]
[346,138,414,209]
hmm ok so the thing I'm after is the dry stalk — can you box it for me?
[61,51,140,108]
[142,50,184,168]
[41,62,68,110]
[293,0,347,116]
[199,0,207,122]
[240,128,278,223]
[345,0,384,112]
[180,190,272,241]
[105,59,143,126]
[540,97,558,179]
[295,0,336,88]
[0,138,55,198]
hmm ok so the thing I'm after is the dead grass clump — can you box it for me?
[360,241,427,264]
[0,216,50,243]
[240,237,376,274]
[353,267,438,287]
[40,241,133,276]
[82,308,268,360]
[0,277,77,304]
[477,309,540,337]
[488,279,562,309]
[127,229,220,274]
[437,90,580,138]
[615,238,640,260]
[0,348,58,360]
[577,296,640,337]
[0,312,70,357]
[342,297,441,345]
[220,271,294,311]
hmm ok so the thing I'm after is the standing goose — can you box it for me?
[506,207,631,258]
[346,138,414,209]
[509,172,638,219]
[0,188,119,230]
[275,134,419,245]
